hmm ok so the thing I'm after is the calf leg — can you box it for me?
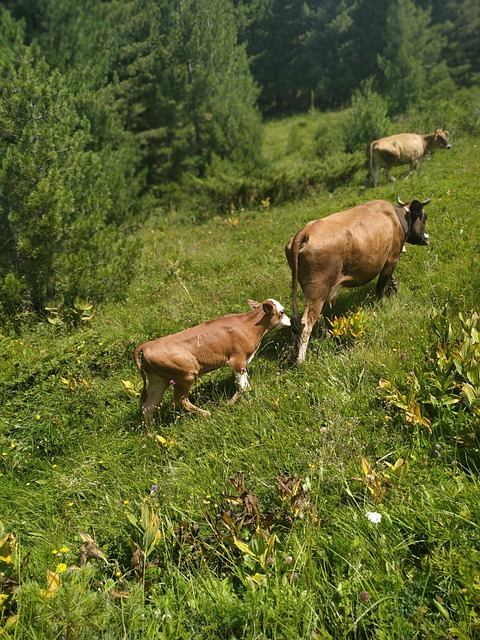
[173,377,211,417]
[228,367,249,405]
[141,376,169,428]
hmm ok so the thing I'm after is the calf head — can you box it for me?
[401,197,431,246]
[248,298,291,330]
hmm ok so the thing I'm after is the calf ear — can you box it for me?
[262,301,274,315]
[247,299,260,310]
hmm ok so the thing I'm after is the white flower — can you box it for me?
[365,511,382,524]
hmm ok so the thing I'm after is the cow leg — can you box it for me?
[385,169,396,183]
[406,160,419,180]
[376,261,399,300]
[387,274,399,295]
[295,297,326,364]
[373,165,380,188]
[141,376,169,428]
[173,377,211,417]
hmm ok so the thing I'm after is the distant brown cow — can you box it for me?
[285,198,431,364]
[370,129,451,187]
[133,299,291,426]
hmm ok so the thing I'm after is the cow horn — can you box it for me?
[421,197,432,206]
[397,196,405,206]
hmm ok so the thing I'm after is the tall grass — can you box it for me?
[1,109,479,638]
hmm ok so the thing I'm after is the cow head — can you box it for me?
[398,197,431,245]
[434,128,451,150]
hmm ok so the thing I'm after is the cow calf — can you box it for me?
[133,299,291,426]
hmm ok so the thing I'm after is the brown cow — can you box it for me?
[133,299,291,426]
[285,198,431,364]
[370,129,451,187]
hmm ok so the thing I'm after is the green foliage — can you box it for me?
[0,77,480,640]
[237,0,472,115]
[0,8,142,318]
[379,308,480,446]
[45,299,94,329]
[0,0,477,243]
[125,503,163,581]
[327,309,370,345]
[0,523,20,626]
[30,0,263,186]
[378,0,454,116]
[344,78,391,153]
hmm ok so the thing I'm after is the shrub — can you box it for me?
[0,9,142,321]
[378,308,480,447]
[344,78,391,154]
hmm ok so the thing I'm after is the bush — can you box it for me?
[0,8,143,321]
[344,78,391,154]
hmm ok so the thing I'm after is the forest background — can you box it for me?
[1,1,480,638]
[0,0,479,316]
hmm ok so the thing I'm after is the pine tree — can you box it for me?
[378,0,452,115]
[108,0,262,182]
[0,8,141,316]
[236,0,310,112]
[431,0,480,85]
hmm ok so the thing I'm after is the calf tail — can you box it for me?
[133,345,147,403]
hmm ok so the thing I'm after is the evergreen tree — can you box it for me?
[107,0,262,182]
[430,0,480,85]
[236,0,310,112]
[176,0,261,173]
[237,0,388,111]
[0,8,141,316]
[378,0,452,115]
[12,0,262,185]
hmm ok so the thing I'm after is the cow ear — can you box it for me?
[262,301,274,314]
[247,299,260,310]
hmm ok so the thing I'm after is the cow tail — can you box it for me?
[368,141,375,181]
[290,231,306,344]
[133,345,148,403]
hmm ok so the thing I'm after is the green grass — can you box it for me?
[1,112,480,638]
[262,109,349,169]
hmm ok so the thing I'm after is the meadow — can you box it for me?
[1,111,480,639]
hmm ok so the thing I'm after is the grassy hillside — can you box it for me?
[1,114,480,638]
